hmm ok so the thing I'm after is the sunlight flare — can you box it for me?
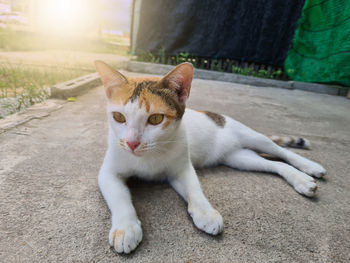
[35,0,97,35]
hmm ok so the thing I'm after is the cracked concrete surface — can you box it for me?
[0,72,349,262]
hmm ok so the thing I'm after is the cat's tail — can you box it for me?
[268,135,311,150]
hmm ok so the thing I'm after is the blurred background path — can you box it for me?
[0,51,129,70]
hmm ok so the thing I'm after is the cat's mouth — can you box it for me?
[131,150,143,157]
[120,139,148,156]
[125,147,145,157]
[124,148,145,157]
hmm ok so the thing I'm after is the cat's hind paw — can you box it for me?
[109,220,142,254]
[190,208,224,235]
[305,163,326,178]
[297,160,326,178]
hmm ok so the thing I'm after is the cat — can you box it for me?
[94,61,326,254]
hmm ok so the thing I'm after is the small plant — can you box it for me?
[231,65,284,79]
[271,69,283,78]
[257,69,268,78]
[176,52,190,64]
[211,60,224,72]
[15,83,49,111]
[232,66,243,74]
[136,50,159,63]
[158,47,166,64]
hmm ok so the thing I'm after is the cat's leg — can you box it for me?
[169,163,223,235]
[98,166,142,254]
[223,149,317,197]
[239,130,326,178]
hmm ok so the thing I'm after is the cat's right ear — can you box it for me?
[94,60,128,98]
[161,62,193,104]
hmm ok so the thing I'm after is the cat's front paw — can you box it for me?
[189,207,223,235]
[293,172,318,197]
[109,220,142,254]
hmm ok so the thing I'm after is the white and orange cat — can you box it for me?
[95,61,326,254]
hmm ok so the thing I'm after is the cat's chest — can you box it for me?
[114,150,176,180]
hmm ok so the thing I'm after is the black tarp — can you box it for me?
[134,0,305,67]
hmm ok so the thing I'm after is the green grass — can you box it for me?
[0,62,93,117]
[0,28,130,118]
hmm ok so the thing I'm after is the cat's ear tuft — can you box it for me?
[94,60,128,98]
[161,62,193,104]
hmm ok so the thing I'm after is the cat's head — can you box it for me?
[95,61,193,157]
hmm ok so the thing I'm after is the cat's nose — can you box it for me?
[126,141,140,151]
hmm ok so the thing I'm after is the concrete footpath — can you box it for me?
[0,72,349,262]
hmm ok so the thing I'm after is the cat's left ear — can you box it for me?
[94,60,128,98]
[161,62,194,104]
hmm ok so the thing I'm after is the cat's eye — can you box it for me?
[113,112,126,123]
[148,114,164,125]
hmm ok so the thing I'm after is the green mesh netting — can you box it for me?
[284,0,350,86]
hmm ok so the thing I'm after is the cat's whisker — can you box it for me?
[150,148,163,155]
[152,146,168,154]
[146,140,187,148]
[156,138,186,144]
[140,144,162,155]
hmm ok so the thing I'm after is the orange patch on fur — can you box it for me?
[259,153,284,161]
[140,89,177,119]
[109,83,134,105]
[108,76,181,129]
[186,195,194,215]
[109,77,161,106]
[270,136,283,145]
[139,89,151,112]
[112,229,125,244]
[194,109,206,114]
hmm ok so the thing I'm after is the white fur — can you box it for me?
[99,102,326,254]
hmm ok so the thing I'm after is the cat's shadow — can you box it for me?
[126,174,225,240]
[114,165,322,256]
